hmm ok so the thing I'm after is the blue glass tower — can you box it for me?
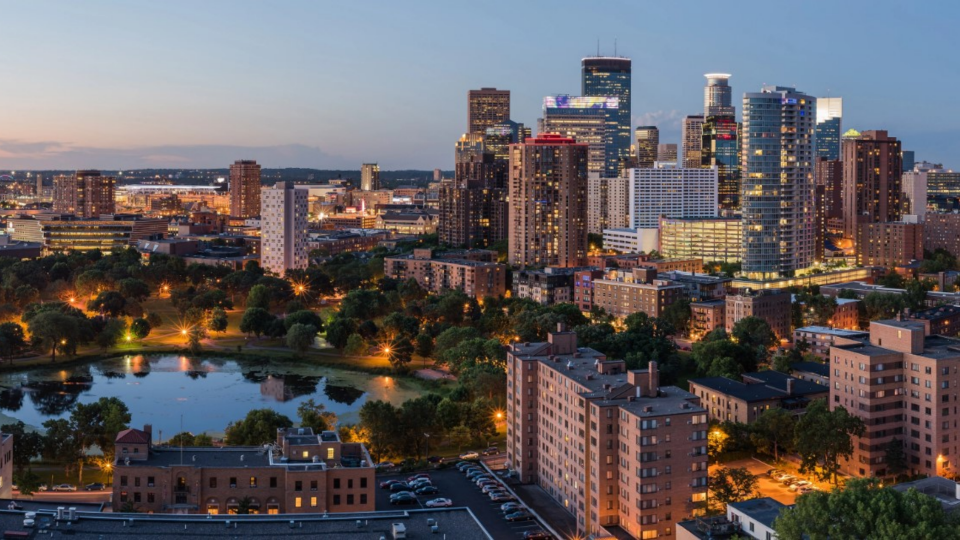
[582,57,631,177]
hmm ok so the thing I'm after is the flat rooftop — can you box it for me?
[795,326,869,338]
[791,361,830,377]
[121,447,272,468]
[892,476,960,511]
[0,508,493,539]
[729,497,788,528]
[690,372,825,402]
[911,305,960,321]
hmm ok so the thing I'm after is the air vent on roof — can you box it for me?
[642,406,653,413]
[566,361,574,370]
[573,352,581,358]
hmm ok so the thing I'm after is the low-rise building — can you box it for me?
[690,300,726,341]
[688,371,828,424]
[591,268,686,318]
[375,210,438,235]
[0,235,42,259]
[794,326,869,358]
[790,361,830,386]
[659,271,730,301]
[322,212,377,230]
[307,229,392,256]
[512,266,582,305]
[725,289,791,342]
[923,212,960,257]
[572,268,606,313]
[112,425,375,515]
[0,432,10,500]
[907,305,960,337]
[659,216,743,264]
[383,248,506,299]
[7,213,167,254]
[832,298,861,330]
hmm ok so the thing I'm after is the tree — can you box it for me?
[414,332,434,358]
[877,270,906,289]
[750,407,796,462]
[794,399,865,484]
[208,307,228,334]
[324,317,357,350]
[904,279,934,311]
[0,421,44,473]
[862,292,906,322]
[448,425,472,451]
[660,298,692,336]
[75,269,110,297]
[358,400,398,464]
[118,278,151,302]
[129,318,151,340]
[386,334,414,371]
[224,409,293,445]
[773,478,960,540]
[28,311,80,362]
[297,399,336,433]
[709,467,758,508]
[239,308,275,338]
[246,284,271,310]
[770,351,793,373]
[146,311,163,329]
[95,318,127,350]
[884,438,907,477]
[0,322,26,364]
[15,469,42,496]
[731,316,778,351]
[284,310,324,332]
[343,333,366,356]
[286,323,317,354]
[88,291,127,318]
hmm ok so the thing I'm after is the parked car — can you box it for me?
[52,484,77,492]
[779,475,797,486]
[425,497,453,508]
[524,531,555,540]
[798,485,816,494]
[409,479,432,489]
[505,510,534,522]
[460,451,480,460]
[389,482,412,492]
[376,461,396,470]
[83,483,105,491]
[390,494,418,505]
[466,472,488,481]
[389,491,415,499]
[501,502,526,513]
[407,473,431,482]
[455,461,473,469]
[380,479,402,489]
[490,492,516,502]
[37,484,48,492]
[427,456,444,464]
[481,484,503,494]
[476,479,497,487]
[416,486,440,495]
[766,469,783,478]
[482,447,499,456]
[462,467,482,476]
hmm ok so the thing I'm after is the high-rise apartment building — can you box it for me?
[842,130,903,244]
[902,168,928,219]
[229,160,261,219]
[701,74,740,210]
[587,175,629,235]
[817,157,844,221]
[856,221,923,267]
[635,126,659,168]
[35,173,43,200]
[467,88,510,134]
[816,97,843,161]
[52,170,117,218]
[657,144,678,163]
[260,181,308,276]
[360,163,380,191]
[741,86,817,280]
[506,326,708,539]
[704,73,734,117]
[627,164,718,229]
[542,95,618,176]
[438,133,507,248]
[508,134,588,268]
[582,57,631,177]
[681,115,704,169]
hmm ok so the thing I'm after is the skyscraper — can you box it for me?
[635,126,659,168]
[816,97,843,161]
[52,170,116,218]
[438,133,508,248]
[816,157,844,221]
[229,160,262,219]
[582,57,631,176]
[902,150,915,173]
[657,144,678,163]
[360,163,380,191]
[467,88,510,134]
[260,181,308,276]
[542,95,618,176]
[484,119,529,163]
[741,86,817,280]
[626,164,718,229]
[682,115,704,169]
[508,134,588,268]
[35,173,43,199]
[842,130,903,245]
[704,73,734,117]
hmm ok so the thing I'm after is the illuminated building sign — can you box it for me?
[544,96,619,110]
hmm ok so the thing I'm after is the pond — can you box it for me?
[0,354,424,439]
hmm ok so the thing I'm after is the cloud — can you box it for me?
[0,140,354,170]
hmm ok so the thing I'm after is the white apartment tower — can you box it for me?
[261,182,309,276]
[627,163,718,229]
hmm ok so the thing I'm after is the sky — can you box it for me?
[0,0,958,170]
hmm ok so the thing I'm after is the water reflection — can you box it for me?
[0,388,23,412]
[324,384,364,405]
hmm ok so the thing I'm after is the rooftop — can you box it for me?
[892,476,960,511]
[0,508,493,539]
[795,326,869,338]
[690,371,826,402]
[729,497,789,529]
[910,305,960,321]
[119,446,272,468]
[791,361,830,377]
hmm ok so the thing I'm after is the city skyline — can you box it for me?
[1,1,957,170]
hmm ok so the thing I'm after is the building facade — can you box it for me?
[467,88,510,134]
[815,97,843,161]
[658,144,678,163]
[590,268,686,319]
[659,217,743,264]
[383,248,506,299]
[260,182,308,276]
[587,175,629,235]
[725,289,791,342]
[689,371,828,424]
[842,130,903,245]
[923,213,960,256]
[635,126,659,168]
[740,86,816,280]
[701,115,740,210]
[628,164,718,230]
[229,160,261,219]
[360,163,380,191]
[681,115,704,170]
[506,326,708,539]
[508,134,588,268]
[857,221,923,267]
[542,96,617,176]
[901,168,928,219]
[817,157,844,223]
[52,170,116,218]
[582,56,631,177]
[112,426,375,515]
[7,214,167,254]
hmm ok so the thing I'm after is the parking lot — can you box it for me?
[376,466,551,539]
[716,457,833,505]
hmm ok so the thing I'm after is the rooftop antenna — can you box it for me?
[614,38,617,57]
[597,39,599,56]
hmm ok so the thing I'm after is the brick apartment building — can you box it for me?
[112,426,375,515]
[724,289,791,342]
[856,222,924,268]
[689,300,725,341]
[506,324,708,539]
[513,267,584,306]
[794,326,869,358]
[922,212,960,256]
[572,268,606,312]
[383,248,506,299]
[688,371,828,424]
[907,305,960,337]
[830,319,960,478]
[590,268,686,319]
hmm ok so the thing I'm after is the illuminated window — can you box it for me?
[310,497,318,507]
[327,448,334,460]
[295,497,302,508]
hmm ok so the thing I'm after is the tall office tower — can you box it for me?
[508,134,588,268]
[816,157,844,221]
[634,126,659,168]
[626,163,718,229]
[439,133,508,248]
[484,119,527,162]
[816,97,843,160]
[229,159,262,219]
[704,73,734,117]
[741,86,817,280]
[542,95,618,176]
[902,150,915,173]
[52,170,116,218]
[360,163,380,191]
[467,88,510,134]
[260,181,308,276]
[582,57,631,177]
[842,130,903,245]
[682,115,705,169]
[657,143,678,162]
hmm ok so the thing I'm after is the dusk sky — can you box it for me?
[1,0,957,170]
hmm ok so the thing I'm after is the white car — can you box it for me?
[425,498,453,508]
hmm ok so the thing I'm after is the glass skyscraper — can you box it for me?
[741,86,817,280]
[542,95,619,177]
[701,74,740,210]
[582,57,631,177]
[815,97,843,160]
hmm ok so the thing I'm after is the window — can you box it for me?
[270,477,277,488]
[348,479,354,489]
[311,480,318,491]
[229,477,237,488]
[210,478,217,489]
[310,496,318,507]
[147,493,154,503]
[333,494,341,505]
[302,451,309,458]
[135,477,140,487]
[147,476,155,487]
[347,494,354,505]
[360,494,368,504]
[295,497,302,508]
[334,478,340,489]
[120,476,128,487]
[134,492,141,503]
[295,481,302,491]
[360,478,367,488]
[249,476,257,488]
[120,491,128,502]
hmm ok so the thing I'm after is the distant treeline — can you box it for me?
[26,169,452,188]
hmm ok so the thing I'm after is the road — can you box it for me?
[15,489,112,506]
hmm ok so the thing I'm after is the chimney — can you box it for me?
[786,378,794,396]
[649,361,659,395]
[557,322,567,333]
[143,424,153,444]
